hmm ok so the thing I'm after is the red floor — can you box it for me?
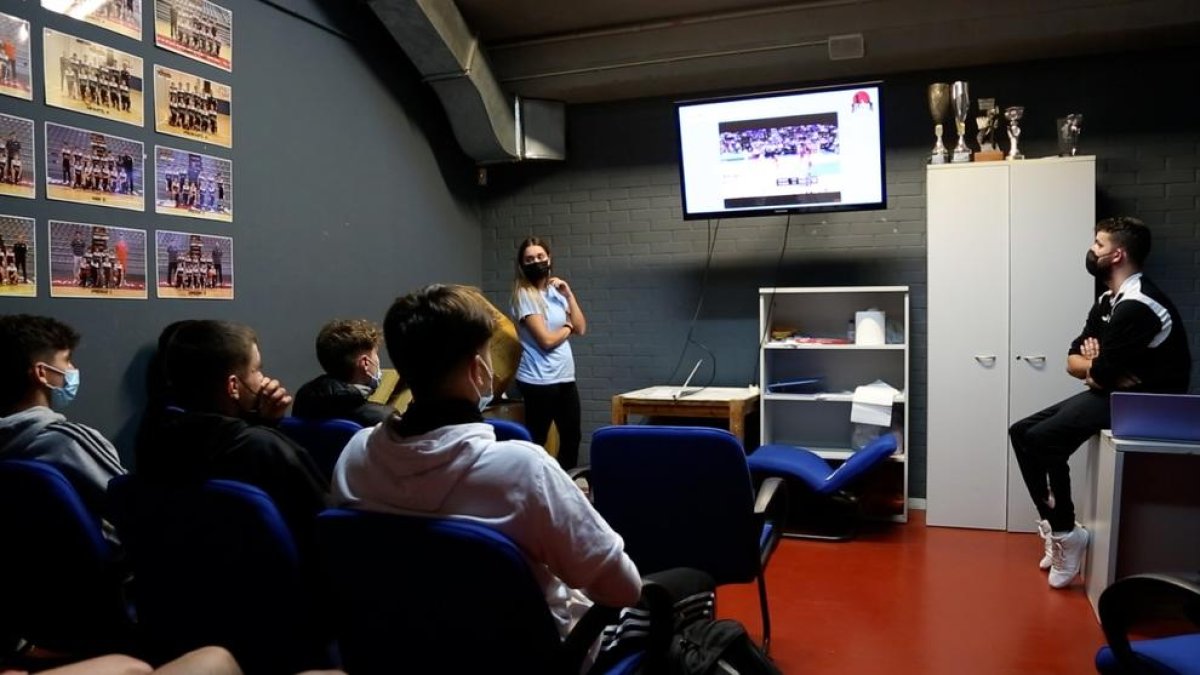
[716,511,1106,674]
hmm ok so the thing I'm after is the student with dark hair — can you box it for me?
[1010,216,1191,590]
[333,285,640,635]
[0,314,125,523]
[293,319,393,427]
[137,320,328,547]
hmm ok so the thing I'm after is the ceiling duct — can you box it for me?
[368,0,565,163]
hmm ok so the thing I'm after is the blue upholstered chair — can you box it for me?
[746,432,899,540]
[486,417,534,442]
[1095,573,1200,674]
[0,460,133,658]
[107,475,335,674]
[316,508,636,675]
[586,425,785,652]
[277,416,363,480]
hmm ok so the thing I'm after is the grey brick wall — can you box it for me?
[480,48,1199,500]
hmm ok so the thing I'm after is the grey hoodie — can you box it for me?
[0,406,126,517]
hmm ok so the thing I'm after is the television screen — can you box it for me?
[676,83,885,220]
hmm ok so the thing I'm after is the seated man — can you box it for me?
[293,319,394,427]
[0,315,125,524]
[137,320,329,548]
[333,285,641,635]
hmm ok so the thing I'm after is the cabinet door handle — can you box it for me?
[973,354,997,366]
[1021,355,1047,365]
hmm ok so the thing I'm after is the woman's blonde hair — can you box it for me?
[511,236,550,314]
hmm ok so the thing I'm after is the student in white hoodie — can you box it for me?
[332,284,641,636]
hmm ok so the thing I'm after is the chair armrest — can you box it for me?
[1099,573,1200,672]
[567,465,590,482]
[754,476,787,522]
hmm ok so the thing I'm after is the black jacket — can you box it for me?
[292,374,394,427]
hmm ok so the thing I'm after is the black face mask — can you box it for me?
[1085,250,1112,279]
[521,260,551,282]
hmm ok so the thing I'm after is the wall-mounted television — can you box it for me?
[676,82,885,220]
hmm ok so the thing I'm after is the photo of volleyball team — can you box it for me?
[155,146,232,222]
[717,112,842,207]
[0,214,37,297]
[44,121,144,211]
[1,113,35,200]
[42,28,144,127]
[153,64,232,147]
[0,11,33,101]
[153,0,232,72]
[41,0,143,41]
[48,220,147,299]
[154,229,233,300]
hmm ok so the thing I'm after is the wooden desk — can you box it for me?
[611,386,760,443]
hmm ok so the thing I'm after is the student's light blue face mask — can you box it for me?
[39,363,81,411]
[368,358,383,394]
[474,355,495,412]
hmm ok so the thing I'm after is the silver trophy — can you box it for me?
[1057,114,1083,156]
[928,83,952,165]
[1004,106,1025,160]
[951,81,972,162]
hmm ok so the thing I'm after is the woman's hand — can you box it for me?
[550,276,572,298]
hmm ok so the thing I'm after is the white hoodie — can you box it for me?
[331,420,641,635]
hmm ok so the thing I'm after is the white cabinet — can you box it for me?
[926,156,1096,531]
[758,286,910,521]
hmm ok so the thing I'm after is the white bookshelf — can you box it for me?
[758,286,910,521]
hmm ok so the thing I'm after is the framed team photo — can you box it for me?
[42,0,143,42]
[153,0,232,72]
[43,28,145,128]
[0,214,37,297]
[153,64,232,148]
[154,145,232,222]
[48,220,147,299]
[1,113,35,200]
[154,229,233,300]
[45,121,145,212]
[0,12,33,100]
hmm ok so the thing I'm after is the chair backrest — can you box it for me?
[486,417,534,442]
[277,416,363,479]
[825,432,899,492]
[0,460,131,655]
[107,475,328,674]
[317,508,564,675]
[590,425,762,584]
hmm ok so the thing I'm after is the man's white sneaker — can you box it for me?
[1036,519,1053,570]
[1048,525,1089,589]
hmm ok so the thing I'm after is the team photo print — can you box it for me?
[0,12,33,100]
[1,113,35,200]
[42,0,143,41]
[43,28,145,127]
[155,229,233,300]
[45,121,145,211]
[0,214,37,297]
[48,220,147,299]
[154,0,232,72]
[153,64,232,147]
[154,146,232,222]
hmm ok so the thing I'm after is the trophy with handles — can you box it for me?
[1004,106,1025,160]
[951,81,972,163]
[928,83,952,164]
[1057,114,1083,156]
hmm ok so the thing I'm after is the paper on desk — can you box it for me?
[850,380,900,426]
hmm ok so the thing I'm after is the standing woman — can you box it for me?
[511,236,586,469]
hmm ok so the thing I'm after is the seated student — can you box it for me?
[137,320,329,547]
[332,285,641,635]
[0,315,125,524]
[292,319,394,427]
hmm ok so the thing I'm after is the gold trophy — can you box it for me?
[928,83,951,165]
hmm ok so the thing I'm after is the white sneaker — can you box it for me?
[1048,525,1089,589]
[1036,519,1053,570]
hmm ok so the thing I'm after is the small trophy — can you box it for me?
[928,83,952,165]
[1004,106,1025,160]
[975,99,1005,161]
[950,81,972,163]
[1057,114,1083,156]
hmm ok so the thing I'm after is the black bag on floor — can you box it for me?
[591,568,781,675]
